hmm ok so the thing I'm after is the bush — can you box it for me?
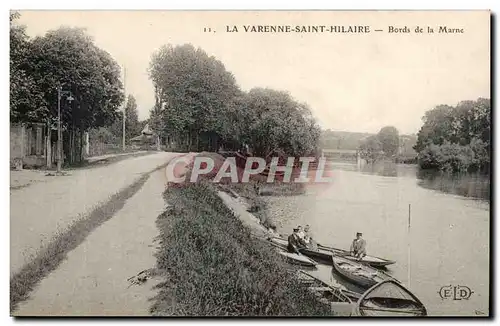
[151,182,331,316]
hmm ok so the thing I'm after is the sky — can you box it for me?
[18,10,490,134]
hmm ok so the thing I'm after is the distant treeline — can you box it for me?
[321,129,417,163]
[414,98,490,174]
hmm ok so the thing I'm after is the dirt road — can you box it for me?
[10,152,174,276]
[14,168,168,316]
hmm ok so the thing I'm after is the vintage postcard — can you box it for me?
[10,10,490,317]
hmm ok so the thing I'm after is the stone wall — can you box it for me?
[10,123,47,169]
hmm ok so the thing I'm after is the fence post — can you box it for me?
[84,131,90,157]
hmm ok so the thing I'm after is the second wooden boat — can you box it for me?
[278,250,318,267]
[355,280,427,316]
[331,254,389,289]
[296,270,356,316]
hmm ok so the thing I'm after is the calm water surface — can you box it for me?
[265,164,489,316]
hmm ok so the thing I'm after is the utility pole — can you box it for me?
[122,66,127,151]
[57,86,62,173]
[407,203,411,289]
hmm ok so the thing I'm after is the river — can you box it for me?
[263,163,490,316]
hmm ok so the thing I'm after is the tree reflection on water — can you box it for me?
[357,161,489,201]
[416,168,490,201]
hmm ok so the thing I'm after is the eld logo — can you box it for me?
[439,285,474,300]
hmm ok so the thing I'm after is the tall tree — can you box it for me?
[25,26,125,163]
[149,43,241,150]
[241,88,320,158]
[10,12,46,122]
[414,105,454,152]
[29,27,124,132]
[124,94,140,140]
[377,126,400,157]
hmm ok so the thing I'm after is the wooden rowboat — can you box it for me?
[298,270,361,303]
[278,250,318,267]
[356,280,427,316]
[270,236,396,268]
[296,270,356,316]
[318,243,395,268]
[256,235,318,267]
[257,237,318,267]
[269,237,332,261]
[331,255,389,289]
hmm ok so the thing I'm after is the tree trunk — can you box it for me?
[79,129,84,163]
[46,122,52,169]
[68,127,75,165]
[70,126,75,164]
[188,131,192,152]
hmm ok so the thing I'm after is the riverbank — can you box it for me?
[151,181,331,316]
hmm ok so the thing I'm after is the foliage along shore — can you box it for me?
[150,181,331,316]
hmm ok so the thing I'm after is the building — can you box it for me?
[10,122,90,170]
[129,123,158,148]
[10,123,50,169]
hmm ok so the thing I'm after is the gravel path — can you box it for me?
[14,169,168,316]
[10,152,176,275]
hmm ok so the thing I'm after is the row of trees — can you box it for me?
[148,44,321,158]
[414,98,490,173]
[10,12,143,163]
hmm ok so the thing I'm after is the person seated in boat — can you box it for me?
[350,232,367,260]
[297,225,305,240]
[303,224,318,250]
[288,228,306,253]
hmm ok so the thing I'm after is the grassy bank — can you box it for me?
[151,182,331,316]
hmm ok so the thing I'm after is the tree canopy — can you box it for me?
[10,13,126,164]
[377,126,399,157]
[27,26,124,130]
[414,98,490,173]
[149,44,241,138]
[10,12,45,123]
[149,43,321,157]
[358,126,400,162]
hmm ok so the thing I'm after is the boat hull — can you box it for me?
[355,280,427,316]
[332,255,387,289]
[278,250,317,267]
[269,237,396,268]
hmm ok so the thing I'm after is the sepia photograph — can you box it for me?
[9,10,491,317]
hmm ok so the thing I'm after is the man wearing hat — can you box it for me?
[350,232,367,259]
[288,228,306,253]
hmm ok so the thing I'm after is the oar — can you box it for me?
[300,270,361,301]
[359,306,425,314]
